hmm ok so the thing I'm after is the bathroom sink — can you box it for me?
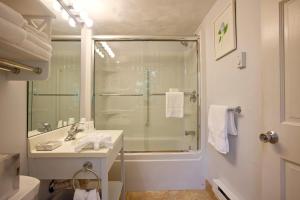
[27,127,123,158]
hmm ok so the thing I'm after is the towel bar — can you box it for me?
[228,106,241,114]
[72,162,101,191]
[0,58,42,74]
[0,66,20,74]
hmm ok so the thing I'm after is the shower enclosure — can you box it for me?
[94,38,199,152]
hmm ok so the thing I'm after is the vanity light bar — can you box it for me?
[54,0,93,28]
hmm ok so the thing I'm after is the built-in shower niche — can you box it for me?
[94,40,199,152]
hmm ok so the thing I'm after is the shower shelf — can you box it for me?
[100,109,134,116]
[100,68,120,73]
[98,93,143,97]
[32,93,79,96]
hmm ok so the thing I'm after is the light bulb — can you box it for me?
[68,18,76,27]
[80,11,88,20]
[85,18,93,27]
[52,1,62,12]
[72,0,81,12]
[61,10,69,20]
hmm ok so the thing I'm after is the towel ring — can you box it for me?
[72,162,101,191]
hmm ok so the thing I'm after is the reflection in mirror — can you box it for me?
[28,40,81,137]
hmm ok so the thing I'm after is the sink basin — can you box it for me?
[28,128,123,158]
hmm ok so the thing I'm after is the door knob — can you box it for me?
[259,131,279,144]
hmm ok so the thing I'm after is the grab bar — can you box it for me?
[72,162,101,191]
[0,58,42,74]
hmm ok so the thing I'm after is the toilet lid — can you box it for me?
[9,176,40,200]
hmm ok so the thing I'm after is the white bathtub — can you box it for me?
[123,136,195,152]
[109,137,206,192]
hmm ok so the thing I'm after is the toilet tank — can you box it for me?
[0,154,20,200]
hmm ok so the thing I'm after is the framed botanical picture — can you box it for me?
[213,0,237,60]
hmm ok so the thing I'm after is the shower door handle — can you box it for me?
[189,91,197,103]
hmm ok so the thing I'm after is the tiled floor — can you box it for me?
[126,190,217,200]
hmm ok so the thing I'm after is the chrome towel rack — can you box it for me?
[228,106,242,114]
[72,162,101,191]
[0,58,42,74]
[0,66,19,74]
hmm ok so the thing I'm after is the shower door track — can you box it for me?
[92,35,199,41]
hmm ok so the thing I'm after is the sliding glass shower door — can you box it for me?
[94,40,199,152]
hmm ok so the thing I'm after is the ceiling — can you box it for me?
[41,0,216,36]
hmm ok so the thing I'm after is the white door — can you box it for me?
[261,0,300,199]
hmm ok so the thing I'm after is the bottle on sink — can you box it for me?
[78,118,87,131]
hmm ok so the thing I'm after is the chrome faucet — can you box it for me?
[64,123,83,141]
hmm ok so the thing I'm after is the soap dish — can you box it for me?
[35,141,62,151]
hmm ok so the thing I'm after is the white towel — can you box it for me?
[74,134,113,153]
[20,39,51,60]
[0,2,26,27]
[87,189,101,200]
[227,110,238,135]
[26,31,52,52]
[74,189,101,200]
[0,17,26,44]
[166,92,184,118]
[208,105,229,154]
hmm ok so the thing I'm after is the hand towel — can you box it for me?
[0,2,26,27]
[208,105,229,154]
[0,17,26,44]
[74,189,87,200]
[227,110,238,135]
[166,92,184,118]
[87,189,101,200]
[73,189,101,200]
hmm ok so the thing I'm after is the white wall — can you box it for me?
[0,74,28,174]
[198,0,262,199]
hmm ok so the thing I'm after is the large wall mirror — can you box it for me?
[27,40,81,137]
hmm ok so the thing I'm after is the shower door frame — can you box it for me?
[92,35,201,152]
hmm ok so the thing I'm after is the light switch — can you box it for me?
[237,52,246,69]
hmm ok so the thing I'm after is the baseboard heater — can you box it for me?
[212,179,239,200]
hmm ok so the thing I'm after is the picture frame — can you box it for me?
[213,0,237,60]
